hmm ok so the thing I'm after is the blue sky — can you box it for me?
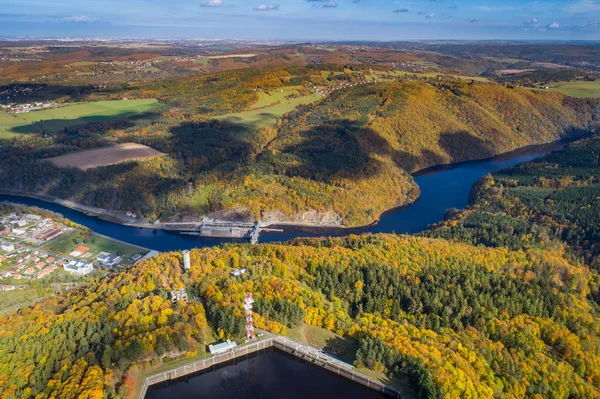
[0,0,599,40]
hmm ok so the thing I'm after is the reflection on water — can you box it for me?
[145,349,383,399]
[0,140,569,251]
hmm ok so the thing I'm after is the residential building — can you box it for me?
[0,243,15,252]
[63,260,93,276]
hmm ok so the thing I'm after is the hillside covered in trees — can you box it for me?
[426,136,600,272]
[1,74,599,227]
[2,137,600,398]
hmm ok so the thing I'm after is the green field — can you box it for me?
[378,69,490,82]
[545,80,600,98]
[0,288,51,315]
[250,87,301,109]
[216,94,320,129]
[0,99,159,138]
[43,231,146,264]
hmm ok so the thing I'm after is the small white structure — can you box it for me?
[208,339,237,355]
[0,243,15,252]
[10,220,27,228]
[63,260,93,276]
[230,268,247,277]
[182,250,191,271]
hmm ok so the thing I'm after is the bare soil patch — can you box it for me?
[46,143,165,170]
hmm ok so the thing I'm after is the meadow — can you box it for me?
[216,93,321,129]
[0,99,159,137]
[545,79,600,98]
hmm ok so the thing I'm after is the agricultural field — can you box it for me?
[250,87,302,109]
[216,93,321,129]
[0,99,160,137]
[545,80,600,98]
[43,230,146,263]
[46,142,165,170]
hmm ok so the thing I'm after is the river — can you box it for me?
[145,348,384,399]
[0,140,569,251]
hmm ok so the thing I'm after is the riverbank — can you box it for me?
[0,136,584,246]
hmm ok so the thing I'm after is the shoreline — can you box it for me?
[0,135,583,237]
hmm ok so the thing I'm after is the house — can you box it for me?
[0,285,15,291]
[96,253,122,266]
[10,220,27,228]
[0,243,15,252]
[130,253,143,262]
[36,264,58,279]
[12,229,26,236]
[24,267,35,275]
[26,214,41,221]
[208,340,237,355]
[63,260,93,276]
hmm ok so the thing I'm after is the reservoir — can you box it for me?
[145,349,383,399]
[0,140,569,251]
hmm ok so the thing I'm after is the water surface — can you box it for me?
[145,349,383,399]
[0,140,569,250]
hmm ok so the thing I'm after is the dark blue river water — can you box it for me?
[0,140,567,251]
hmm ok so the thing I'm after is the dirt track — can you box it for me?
[47,143,165,170]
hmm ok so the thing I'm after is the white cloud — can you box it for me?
[547,22,560,28]
[60,15,99,23]
[253,4,279,11]
[200,0,224,7]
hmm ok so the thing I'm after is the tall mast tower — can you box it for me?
[244,293,256,340]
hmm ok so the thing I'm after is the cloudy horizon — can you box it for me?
[0,0,599,40]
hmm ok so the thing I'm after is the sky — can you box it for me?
[0,0,599,40]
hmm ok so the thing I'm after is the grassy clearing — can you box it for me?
[545,80,600,98]
[288,323,358,364]
[216,94,320,129]
[287,324,415,397]
[192,57,210,65]
[250,87,301,109]
[43,231,145,263]
[485,56,527,64]
[0,99,160,137]
[382,70,490,82]
[0,288,51,315]
[0,112,25,138]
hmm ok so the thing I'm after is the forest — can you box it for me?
[1,137,600,398]
[426,136,600,272]
[1,71,599,227]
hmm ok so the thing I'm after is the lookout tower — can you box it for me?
[244,293,256,340]
[182,250,191,271]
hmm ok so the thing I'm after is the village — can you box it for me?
[0,210,152,291]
